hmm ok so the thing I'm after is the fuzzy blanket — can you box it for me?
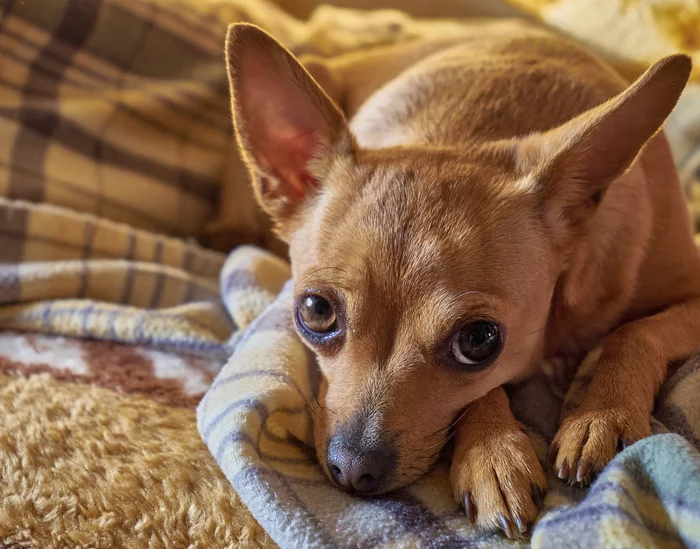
[2,0,700,548]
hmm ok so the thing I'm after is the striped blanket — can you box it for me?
[2,0,700,548]
[199,250,700,549]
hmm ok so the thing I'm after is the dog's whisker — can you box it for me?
[302,397,326,428]
[451,405,472,426]
[424,437,450,451]
[528,325,548,336]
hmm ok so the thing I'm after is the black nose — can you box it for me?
[326,440,394,494]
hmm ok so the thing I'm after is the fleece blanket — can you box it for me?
[1,0,700,548]
[198,252,700,549]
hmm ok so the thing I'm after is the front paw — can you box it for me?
[549,404,650,485]
[450,426,547,539]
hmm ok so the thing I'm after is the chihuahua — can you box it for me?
[224,19,699,538]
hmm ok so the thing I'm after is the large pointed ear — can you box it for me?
[225,24,353,234]
[517,54,691,236]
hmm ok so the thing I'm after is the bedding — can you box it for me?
[199,252,700,549]
[1,0,699,548]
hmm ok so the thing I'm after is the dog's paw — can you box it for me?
[450,426,547,539]
[549,404,649,485]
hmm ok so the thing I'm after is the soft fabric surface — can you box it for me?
[2,0,700,548]
[198,252,700,549]
[0,331,220,407]
[0,369,274,548]
[0,198,232,357]
[0,0,231,238]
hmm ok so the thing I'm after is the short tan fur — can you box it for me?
[225,20,697,538]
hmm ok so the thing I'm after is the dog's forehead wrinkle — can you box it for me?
[355,179,473,283]
[320,155,490,263]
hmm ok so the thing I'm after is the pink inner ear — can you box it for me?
[257,129,320,198]
[239,57,327,202]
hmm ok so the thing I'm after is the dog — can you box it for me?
[223,19,698,538]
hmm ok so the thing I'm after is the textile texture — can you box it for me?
[198,252,700,549]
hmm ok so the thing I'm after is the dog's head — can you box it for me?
[225,24,690,494]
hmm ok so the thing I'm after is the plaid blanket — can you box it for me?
[0,0,235,238]
[2,0,700,548]
[0,197,232,358]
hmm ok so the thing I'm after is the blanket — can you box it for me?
[198,250,700,549]
[2,0,700,547]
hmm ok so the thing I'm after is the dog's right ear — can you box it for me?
[226,24,353,235]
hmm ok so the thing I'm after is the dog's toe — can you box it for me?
[550,405,649,485]
[451,427,547,537]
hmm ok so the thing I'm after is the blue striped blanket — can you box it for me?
[196,247,700,548]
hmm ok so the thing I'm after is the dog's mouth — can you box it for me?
[312,393,465,495]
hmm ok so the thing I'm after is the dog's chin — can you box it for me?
[375,468,429,495]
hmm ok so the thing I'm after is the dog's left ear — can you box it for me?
[518,54,691,235]
[225,24,353,236]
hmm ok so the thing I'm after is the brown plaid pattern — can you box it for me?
[0,0,234,238]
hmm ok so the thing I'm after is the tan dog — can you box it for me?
[224,20,699,538]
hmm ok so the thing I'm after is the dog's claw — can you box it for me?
[450,418,547,538]
[557,459,570,481]
[462,492,476,524]
[498,514,515,539]
[576,461,591,483]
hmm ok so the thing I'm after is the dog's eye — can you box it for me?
[450,321,501,365]
[297,294,338,334]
